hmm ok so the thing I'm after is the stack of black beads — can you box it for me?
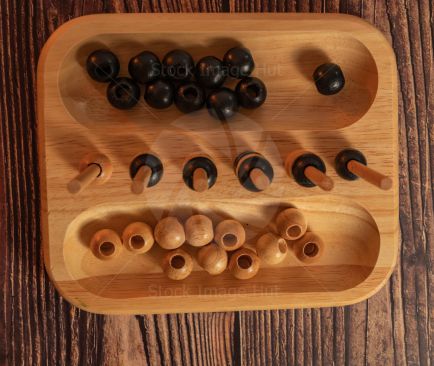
[86,47,267,121]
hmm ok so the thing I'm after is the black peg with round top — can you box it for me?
[234,151,274,192]
[183,156,217,192]
[285,150,334,191]
[129,153,163,194]
[313,63,345,95]
[335,148,392,190]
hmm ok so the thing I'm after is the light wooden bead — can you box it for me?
[229,248,260,280]
[256,232,288,265]
[276,208,307,241]
[197,242,228,275]
[90,229,122,260]
[162,249,193,280]
[154,217,185,250]
[291,232,324,264]
[214,219,246,251]
[185,215,214,247]
[122,222,154,254]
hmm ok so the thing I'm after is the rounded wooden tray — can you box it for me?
[37,13,398,314]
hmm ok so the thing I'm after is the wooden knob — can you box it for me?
[229,248,260,280]
[154,217,185,250]
[234,151,274,192]
[90,229,122,260]
[67,153,112,194]
[335,149,392,190]
[275,208,308,240]
[121,222,154,254]
[285,150,334,191]
[129,153,164,194]
[162,249,193,280]
[291,232,324,264]
[185,215,214,247]
[183,156,217,192]
[256,232,288,265]
[197,242,228,275]
[214,219,246,251]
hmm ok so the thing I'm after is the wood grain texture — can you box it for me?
[0,1,432,365]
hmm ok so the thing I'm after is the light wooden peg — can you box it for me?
[162,249,193,280]
[229,248,261,280]
[214,219,246,251]
[183,156,217,192]
[131,165,152,194]
[234,151,274,192]
[122,222,154,254]
[67,153,112,194]
[129,153,164,194]
[90,229,122,260]
[335,149,392,190]
[285,149,333,191]
[197,242,228,275]
[154,217,185,250]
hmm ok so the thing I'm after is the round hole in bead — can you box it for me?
[100,241,115,256]
[130,235,145,250]
[303,242,319,257]
[287,225,302,238]
[222,234,238,247]
[170,255,186,269]
[237,254,252,269]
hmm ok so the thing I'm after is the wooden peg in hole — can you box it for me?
[129,153,163,194]
[67,153,112,194]
[183,156,217,192]
[285,150,334,191]
[234,151,273,192]
[335,149,392,190]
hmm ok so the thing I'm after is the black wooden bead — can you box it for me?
[223,47,255,79]
[292,153,326,187]
[175,82,205,113]
[183,157,217,191]
[128,51,161,84]
[335,149,367,180]
[162,50,194,81]
[236,77,267,109]
[87,50,120,82]
[106,77,140,109]
[144,79,174,109]
[206,88,239,121]
[313,63,345,95]
[195,56,227,89]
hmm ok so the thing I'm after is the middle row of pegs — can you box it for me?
[67,148,392,195]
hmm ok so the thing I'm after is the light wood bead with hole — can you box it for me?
[67,153,112,194]
[90,229,122,260]
[197,242,228,275]
[185,215,214,247]
[256,232,288,265]
[214,219,246,251]
[121,222,154,254]
[291,232,324,264]
[275,208,308,241]
[229,248,261,280]
[285,149,334,191]
[154,217,185,250]
[162,249,194,280]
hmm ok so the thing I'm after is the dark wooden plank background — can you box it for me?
[0,1,432,365]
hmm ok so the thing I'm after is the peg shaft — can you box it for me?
[347,160,392,190]
[249,168,271,191]
[192,168,209,192]
[131,165,152,194]
[68,164,101,194]
[304,166,334,191]
[234,151,273,192]
[183,156,217,192]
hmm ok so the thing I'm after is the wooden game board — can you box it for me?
[37,13,398,314]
